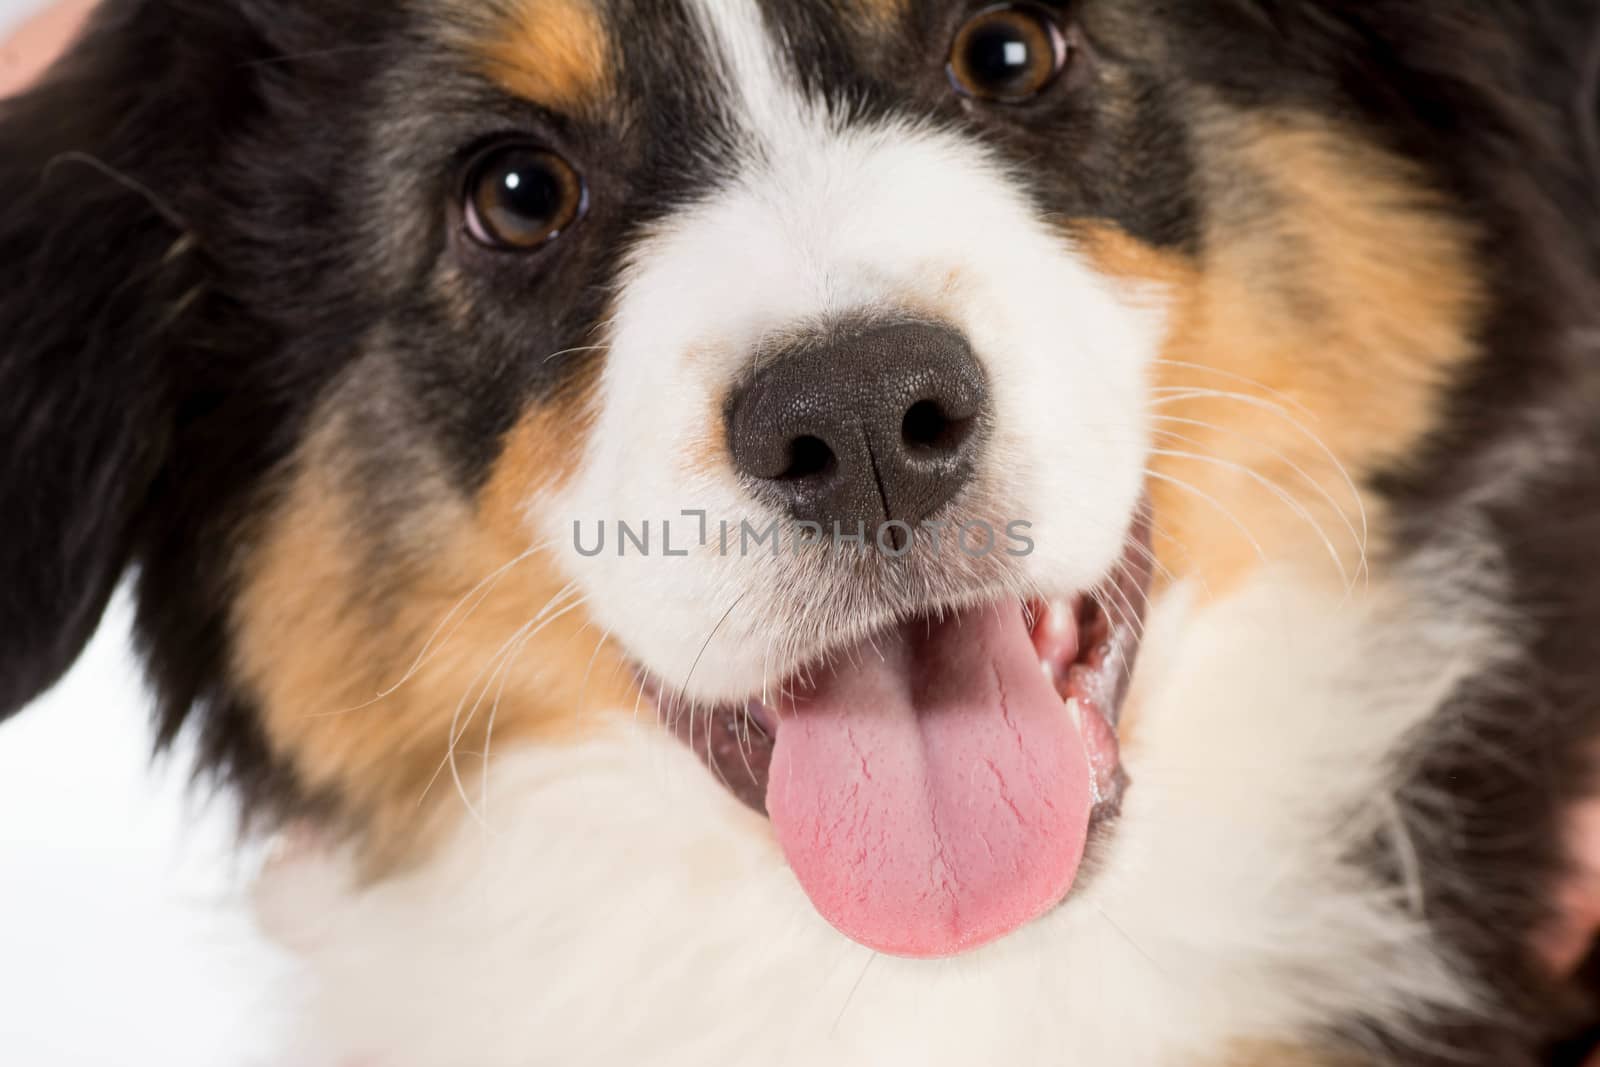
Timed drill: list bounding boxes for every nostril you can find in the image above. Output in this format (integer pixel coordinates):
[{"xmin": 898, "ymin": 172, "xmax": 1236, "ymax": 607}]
[
  {"xmin": 901, "ymin": 400, "xmax": 975, "ymax": 455},
  {"xmin": 781, "ymin": 435, "xmax": 837, "ymax": 481}
]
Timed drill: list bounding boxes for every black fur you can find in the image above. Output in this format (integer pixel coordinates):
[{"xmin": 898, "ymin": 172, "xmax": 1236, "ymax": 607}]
[
  {"xmin": 1307, "ymin": 4, "xmax": 1600, "ymax": 1064},
  {"xmin": 0, "ymin": 2, "xmax": 1596, "ymax": 1062},
  {"xmin": 0, "ymin": 1, "xmax": 398, "ymax": 808},
  {"xmin": 0, "ymin": 2, "xmax": 260, "ymax": 718}
]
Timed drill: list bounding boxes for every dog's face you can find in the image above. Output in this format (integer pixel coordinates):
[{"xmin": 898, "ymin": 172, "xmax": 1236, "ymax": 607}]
[
  {"xmin": 4, "ymin": 1, "xmax": 1598, "ymax": 1063},
  {"xmin": 227, "ymin": 0, "xmax": 1465, "ymax": 840}
]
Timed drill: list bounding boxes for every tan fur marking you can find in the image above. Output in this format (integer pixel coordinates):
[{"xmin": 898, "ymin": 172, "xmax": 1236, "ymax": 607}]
[
  {"xmin": 852, "ymin": 0, "xmax": 910, "ymax": 30},
  {"xmin": 236, "ymin": 379, "xmax": 630, "ymax": 869},
  {"xmin": 685, "ymin": 416, "xmax": 730, "ymax": 483},
  {"xmin": 1081, "ymin": 111, "xmax": 1483, "ymax": 596},
  {"xmin": 476, "ymin": 0, "xmax": 611, "ymax": 112},
  {"xmin": 480, "ymin": 369, "xmax": 598, "ymax": 535}
]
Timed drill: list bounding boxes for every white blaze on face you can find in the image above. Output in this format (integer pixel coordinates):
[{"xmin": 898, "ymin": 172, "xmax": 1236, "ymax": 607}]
[{"xmin": 543, "ymin": 0, "xmax": 1167, "ymax": 701}]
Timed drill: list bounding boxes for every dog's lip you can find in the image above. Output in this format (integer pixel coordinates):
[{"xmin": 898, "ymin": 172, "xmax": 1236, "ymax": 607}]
[{"xmin": 644, "ymin": 515, "xmax": 1154, "ymax": 824}]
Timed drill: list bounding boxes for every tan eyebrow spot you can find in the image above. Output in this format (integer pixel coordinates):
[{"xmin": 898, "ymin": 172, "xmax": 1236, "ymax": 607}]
[
  {"xmin": 853, "ymin": 0, "xmax": 911, "ymax": 30},
  {"xmin": 475, "ymin": 0, "xmax": 613, "ymax": 112}
]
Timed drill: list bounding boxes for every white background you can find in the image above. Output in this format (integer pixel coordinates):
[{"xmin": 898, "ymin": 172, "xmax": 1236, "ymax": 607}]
[{"xmin": 1, "ymin": 3, "xmax": 285, "ymax": 1064}]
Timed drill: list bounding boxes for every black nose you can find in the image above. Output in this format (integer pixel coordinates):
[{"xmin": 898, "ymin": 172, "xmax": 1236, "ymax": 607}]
[{"xmin": 726, "ymin": 321, "xmax": 988, "ymax": 533}]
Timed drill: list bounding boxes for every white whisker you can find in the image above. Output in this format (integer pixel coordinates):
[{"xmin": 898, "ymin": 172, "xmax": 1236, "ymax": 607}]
[
  {"xmin": 1143, "ymin": 469, "xmax": 1269, "ymax": 569},
  {"xmin": 1149, "ymin": 385, "xmax": 1371, "ymax": 571},
  {"xmin": 1150, "ymin": 415, "xmax": 1370, "ymax": 589},
  {"xmin": 1149, "ymin": 358, "xmax": 1317, "ymax": 421},
  {"xmin": 417, "ymin": 593, "xmax": 590, "ymax": 822},
  {"xmin": 1148, "ymin": 446, "xmax": 1351, "ymax": 591},
  {"xmin": 316, "ymin": 541, "xmax": 553, "ymax": 718}
]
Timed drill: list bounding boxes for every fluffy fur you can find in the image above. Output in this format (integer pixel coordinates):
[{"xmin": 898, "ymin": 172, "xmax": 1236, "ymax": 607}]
[{"xmin": 260, "ymin": 558, "xmax": 1495, "ymax": 1067}]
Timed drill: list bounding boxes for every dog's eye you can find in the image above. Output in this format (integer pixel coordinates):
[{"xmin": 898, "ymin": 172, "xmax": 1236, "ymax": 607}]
[
  {"xmin": 948, "ymin": 4, "xmax": 1070, "ymax": 103},
  {"xmin": 463, "ymin": 145, "xmax": 586, "ymax": 251}
]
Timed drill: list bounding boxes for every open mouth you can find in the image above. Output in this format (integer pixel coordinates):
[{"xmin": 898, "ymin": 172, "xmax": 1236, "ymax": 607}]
[{"xmin": 655, "ymin": 520, "xmax": 1153, "ymax": 959}]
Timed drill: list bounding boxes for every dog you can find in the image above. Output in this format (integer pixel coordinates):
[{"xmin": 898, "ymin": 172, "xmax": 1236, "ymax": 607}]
[{"xmin": 3, "ymin": 1, "xmax": 1598, "ymax": 1064}]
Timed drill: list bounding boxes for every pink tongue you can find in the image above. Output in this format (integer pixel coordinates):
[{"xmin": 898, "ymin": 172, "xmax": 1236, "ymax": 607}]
[{"xmin": 766, "ymin": 603, "xmax": 1093, "ymax": 958}]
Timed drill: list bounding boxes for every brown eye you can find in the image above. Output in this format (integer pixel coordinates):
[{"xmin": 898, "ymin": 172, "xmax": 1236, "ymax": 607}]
[
  {"xmin": 463, "ymin": 145, "xmax": 586, "ymax": 251},
  {"xmin": 948, "ymin": 4, "xmax": 1070, "ymax": 103}
]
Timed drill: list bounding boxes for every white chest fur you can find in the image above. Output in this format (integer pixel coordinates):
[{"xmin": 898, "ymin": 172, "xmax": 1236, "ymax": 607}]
[{"xmin": 259, "ymin": 564, "xmax": 1496, "ymax": 1067}]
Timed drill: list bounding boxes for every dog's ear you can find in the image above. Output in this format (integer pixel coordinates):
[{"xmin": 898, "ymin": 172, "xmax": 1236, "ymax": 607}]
[{"xmin": 0, "ymin": 2, "xmax": 266, "ymax": 716}]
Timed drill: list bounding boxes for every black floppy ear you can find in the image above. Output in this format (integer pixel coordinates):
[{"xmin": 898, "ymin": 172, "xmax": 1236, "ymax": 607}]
[{"xmin": 0, "ymin": 1, "xmax": 263, "ymax": 715}]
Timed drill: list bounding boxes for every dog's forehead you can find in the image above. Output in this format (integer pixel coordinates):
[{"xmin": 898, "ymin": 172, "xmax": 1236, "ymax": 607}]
[{"xmin": 452, "ymin": 0, "xmax": 902, "ymax": 119}]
